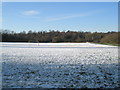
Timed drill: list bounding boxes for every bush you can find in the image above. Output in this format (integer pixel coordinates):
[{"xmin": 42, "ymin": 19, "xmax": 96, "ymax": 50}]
[{"xmin": 100, "ymin": 33, "xmax": 119, "ymax": 45}]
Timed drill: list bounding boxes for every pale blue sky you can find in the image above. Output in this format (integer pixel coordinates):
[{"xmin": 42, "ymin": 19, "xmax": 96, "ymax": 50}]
[{"xmin": 2, "ymin": 2, "xmax": 118, "ymax": 32}]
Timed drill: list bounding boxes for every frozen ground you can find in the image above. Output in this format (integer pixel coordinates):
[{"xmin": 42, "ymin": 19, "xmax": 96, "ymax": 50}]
[{"xmin": 1, "ymin": 42, "xmax": 119, "ymax": 88}]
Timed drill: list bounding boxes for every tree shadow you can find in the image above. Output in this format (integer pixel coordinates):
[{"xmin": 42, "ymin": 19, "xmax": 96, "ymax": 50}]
[{"xmin": 2, "ymin": 62, "xmax": 120, "ymax": 88}]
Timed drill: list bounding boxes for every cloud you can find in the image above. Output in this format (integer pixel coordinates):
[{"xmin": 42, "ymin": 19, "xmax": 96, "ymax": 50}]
[
  {"xmin": 44, "ymin": 14, "xmax": 87, "ymax": 22},
  {"xmin": 0, "ymin": 18, "xmax": 2, "ymax": 23},
  {"xmin": 44, "ymin": 10, "xmax": 102, "ymax": 22},
  {"xmin": 22, "ymin": 10, "xmax": 39, "ymax": 15}
]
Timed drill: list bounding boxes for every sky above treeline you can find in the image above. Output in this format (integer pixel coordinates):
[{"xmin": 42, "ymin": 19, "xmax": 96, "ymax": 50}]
[{"xmin": 2, "ymin": 2, "xmax": 118, "ymax": 33}]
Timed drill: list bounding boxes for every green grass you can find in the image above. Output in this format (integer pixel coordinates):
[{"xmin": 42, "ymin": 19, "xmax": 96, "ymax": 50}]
[
  {"xmin": 94, "ymin": 43, "xmax": 120, "ymax": 46},
  {"xmin": 101, "ymin": 43, "xmax": 120, "ymax": 46}
]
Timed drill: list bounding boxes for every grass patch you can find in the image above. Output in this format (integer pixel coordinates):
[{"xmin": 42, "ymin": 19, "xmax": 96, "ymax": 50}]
[{"xmin": 94, "ymin": 43, "xmax": 120, "ymax": 46}]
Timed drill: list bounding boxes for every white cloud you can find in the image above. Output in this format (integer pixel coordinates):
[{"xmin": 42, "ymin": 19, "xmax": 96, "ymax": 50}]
[
  {"xmin": 0, "ymin": 18, "xmax": 2, "ymax": 23},
  {"xmin": 44, "ymin": 10, "xmax": 99, "ymax": 22},
  {"xmin": 45, "ymin": 14, "xmax": 87, "ymax": 22},
  {"xmin": 22, "ymin": 10, "xmax": 39, "ymax": 15}
]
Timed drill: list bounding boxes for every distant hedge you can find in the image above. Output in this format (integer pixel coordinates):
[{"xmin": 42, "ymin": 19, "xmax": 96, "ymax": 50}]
[
  {"xmin": 1, "ymin": 30, "xmax": 119, "ymax": 45},
  {"xmin": 100, "ymin": 32, "xmax": 120, "ymax": 45}
]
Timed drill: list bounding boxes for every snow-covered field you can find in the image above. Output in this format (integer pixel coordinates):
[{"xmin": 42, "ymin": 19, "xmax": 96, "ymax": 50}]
[{"xmin": 1, "ymin": 42, "xmax": 119, "ymax": 88}]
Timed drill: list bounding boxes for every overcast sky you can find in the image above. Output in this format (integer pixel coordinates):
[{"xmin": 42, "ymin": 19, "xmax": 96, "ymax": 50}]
[{"xmin": 2, "ymin": 2, "xmax": 118, "ymax": 32}]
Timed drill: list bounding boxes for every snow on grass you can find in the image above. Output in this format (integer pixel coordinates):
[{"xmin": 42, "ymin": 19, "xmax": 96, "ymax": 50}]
[
  {"xmin": 1, "ymin": 42, "xmax": 119, "ymax": 88},
  {"xmin": 1, "ymin": 42, "xmax": 117, "ymax": 48}
]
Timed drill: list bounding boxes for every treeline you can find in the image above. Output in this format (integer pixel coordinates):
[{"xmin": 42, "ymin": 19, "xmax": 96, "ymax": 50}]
[{"xmin": 1, "ymin": 30, "xmax": 120, "ymax": 45}]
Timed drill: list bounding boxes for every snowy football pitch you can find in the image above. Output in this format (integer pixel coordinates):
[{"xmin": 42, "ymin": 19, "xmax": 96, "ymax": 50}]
[{"xmin": 1, "ymin": 42, "xmax": 119, "ymax": 88}]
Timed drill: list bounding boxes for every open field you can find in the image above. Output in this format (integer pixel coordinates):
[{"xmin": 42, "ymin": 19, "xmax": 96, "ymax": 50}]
[{"xmin": 1, "ymin": 42, "xmax": 119, "ymax": 88}]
